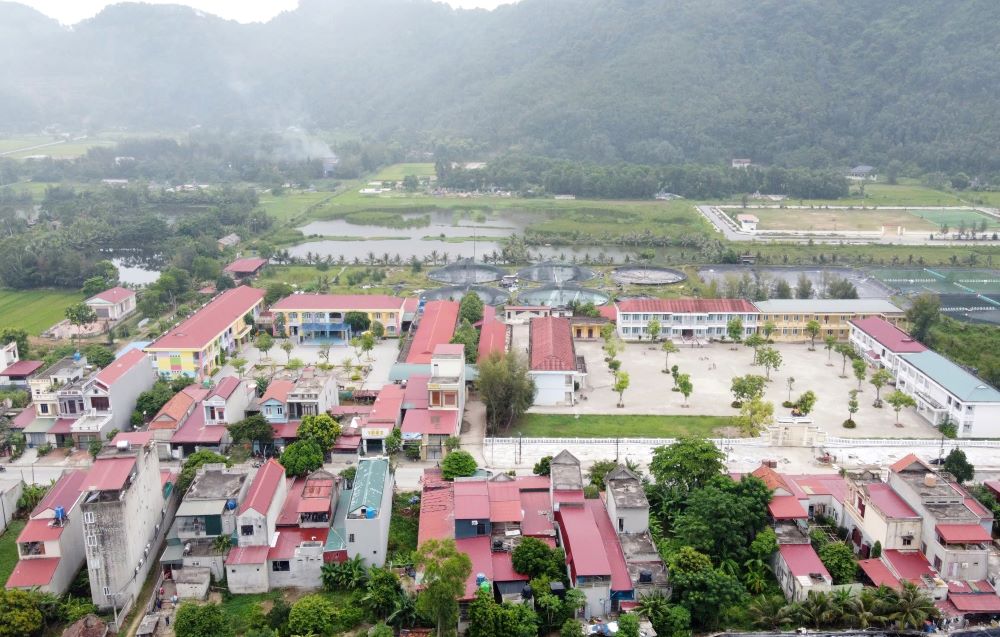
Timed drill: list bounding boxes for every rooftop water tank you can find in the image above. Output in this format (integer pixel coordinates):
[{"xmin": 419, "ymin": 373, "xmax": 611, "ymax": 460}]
[
  {"xmin": 55, "ymin": 506, "xmax": 65, "ymax": 521},
  {"xmin": 475, "ymin": 572, "xmax": 487, "ymax": 586},
  {"xmin": 366, "ymin": 508, "xmax": 376, "ymax": 519},
  {"xmin": 226, "ymin": 499, "xmax": 238, "ymax": 510}
]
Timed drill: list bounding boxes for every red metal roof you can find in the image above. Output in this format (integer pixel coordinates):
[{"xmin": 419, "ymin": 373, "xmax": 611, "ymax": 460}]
[
  {"xmin": 239, "ymin": 459, "xmax": 285, "ymax": 515},
  {"xmin": 32, "ymin": 470, "xmax": 87, "ymax": 517},
  {"xmin": 434, "ymin": 343, "xmax": 465, "ymax": 357},
  {"xmin": 49, "ymin": 418, "xmax": 76, "ymax": 435},
  {"xmin": 147, "ymin": 286, "xmax": 264, "ymax": 351},
  {"xmin": 858, "ymin": 558, "xmax": 901, "ymax": 589},
  {"xmin": 84, "ymin": 456, "xmax": 136, "ymax": 491},
  {"xmin": 6, "ymin": 557, "xmax": 60, "ymax": 588},
  {"xmin": 768, "ymin": 495, "xmax": 808, "ymax": 520},
  {"xmin": 276, "ymin": 477, "xmax": 301, "ymax": 526},
  {"xmin": 418, "ymin": 473, "xmax": 455, "ymax": 545},
  {"xmin": 402, "ymin": 297, "xmax": 419, "ymax": 313},
  {"xmin": 491, "ymin": 551, "xmax": 529, "ymax": 584},
  {"xmin": 407, "ymin": 301, "xmax": 460, "ymax": 364},
  {"xmin": 558, "ymin": 505, "xmax": 611, "ymax": 578},
  {"xmin": 882, "ymin": 550, "xmax": 935, "ymax": 583},
  {"xmin": 401, "ymin": 409, "xmax": 458, "ymax": 436},
  {"xmin": 477, "ymin": 319, "xmax": 507, "ymax": 363},
  {"xmin": 585, "ymin": 499, "xmax": 633, "ymax": 592},
  {"xmin": 208, "ymin": 376, "xmax": 241, "ymax": 400},
  {"xmin": 370, "ymin": 384, "xmax": 405, "ymax": 424},
  {"xmin": 616, "ymin": 298, "xmax": 757, "ymax": 313},
  {"xmin": 171, "ymin": 407, "xmax": 226, "ymax": 444},
  {"xmin": 950, "ymin": 594, "xmax": 1000, "ymax": 613},
  {"xmin": 936, "ymin": 523, "xmax": 992, "ymax": 544},
  {"xmin": 598, "ymin": 305, "xmax": 617, "ymax": 322},
  {"xmin": 850, "ymin": 317, "xmax": 927, "ymax": 353},
  {"xmin": 519, "ymin": 490, "xmax": 555, "ymax": 537},
  {"xmin": 786, "ymin": 474, "xmax": 848, "ymax": 505},
  {"xmin": 10, "ymin": 409, "xmax": 35, "ymax": 429},
  {"xmin": 456, "ymin": 536, "xmax": 494, "ymax": 599},
  {"xmin": 403, "ymin": 375, "xmax": 430, "ymax": 410},
  {"xmin": 161, "ymin": 469, "xmax": 177, "ymax": 488},
  {"xmin": 95, "ymin": 349, "xmax": 149, "ymax": 386},
  {"xmin": 867, "ymin": 483, "xmax": 919, "ymax": 518},
  {"xmin": 529, "ymin": 317, "xmax": 577, "ymax": 372},
  {"xmin": 150, "ymin": 387, "xmax": 204, "ymax": 430},
  {"xmin": 267, "ymin": 527, "xmax": 328, "ymax": 560},
  {"xmin": 948, "ymin": 580, "xmax": 995, "ymax": 594},
  {"xmin": 88, "ymin": 286, "xmax": 135, "ymax": 304},
  {"xmin": 111, "ymin": 431, "xmax": 155, "ymax": 448},
  {"xmin": 329, "ymin": 405, "xmax": 374, "ymax": 417},
  {"xmin": 0, "ymin": 359, "xmax": 43, "ymax": 377},
  {"xmin": 260, "ymin": 380, "xmax": 294, "ymax": 404},
  {"xmin": 984, "ymin": 480, "xmax": 1000, "ymax": 499},
  {"xmin": 889, "ymin": 453, "xmax": 932, "ymax": 473},
  {"xmin": 226, "ymin": 545, "xmax": 269, "ymax": 565},
  {"xmin": 454, "ymin": 494, "xmax": 490, "ymax": 520},
  {"xmin": 778, "ymin": 543, "xmax": 831, "ymax": 579},
  {"xmin": 224, "ymin": 258, "xmax": 268, "ymax": 275},
  {"xmin": 271, "ymin": 293, "xmax": 404, "ymax": 311},
  {"xmin": 489, "ymin": 500, "xmax": 522, "ymax": 523},
  {"xmin": 18, "ymin": 518, "xmax": 67, "ymax": 542},
  {"xmin": 271, "ymin": 421, "xmax": 300, "ymax": 440}
]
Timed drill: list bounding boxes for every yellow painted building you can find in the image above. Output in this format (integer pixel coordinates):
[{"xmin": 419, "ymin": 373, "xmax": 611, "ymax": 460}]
[
  {"xmin": 269, "ymin": 294, "xmax": 407, "ymax": 343},
  {"xmin": 144, "ymin": 286, "xmax": 265, "ymax": 378},
  {"xmin": 753, "ymin": 299, "xmax": 904, "ymax": 342}
]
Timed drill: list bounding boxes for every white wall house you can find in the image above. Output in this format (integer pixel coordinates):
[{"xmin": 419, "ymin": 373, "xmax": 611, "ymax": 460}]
[
  {"xmin": 737, "ymin": 214, "xmax": 759, "ymax": 232},
  {"xmin": 85, "ymin": 287, "xmax": 137, "ymax": 322},
  {"xmin": 528, "ymin": 317, "xmax": 586, "ymax": 406},
  {"xmin": 895, "ymin": 350, "xmax": 1000, "ymax": 437},
  {"xmin": 614, "ymin": 299, "xmax": 758, "ymax": 342},
  {"xmin": 344, "ymin": 457, "xmax": 394, "ymax": 567}
]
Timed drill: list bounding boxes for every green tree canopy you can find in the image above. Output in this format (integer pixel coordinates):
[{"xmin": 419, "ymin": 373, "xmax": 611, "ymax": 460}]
[
  {"xmin": 441, "ymin": 450, "xmax": 478, "ymax": 479},
  {"xmin": 280, "ymin": 439, "xmax": 325, "ymax": 477},
  {"xmin": 459, "ymin": 292, "xmax": 485, "ymax": 325},
  {"xmin": 650, "ymin": 438, "xmax": 724, "ymax": 495},
  {"xmin": 943, "ymin": 448, "xmax": 974, "ymax": 483},
  {"xmin": 227, "ymin": 414, "xmax": 274, "ymax": 448},
  {"xmin": 297, "ymin": 413, "xmax": 342, "ymax": 450},
  {"xmin": 511, "ymin": 537, "xmax": 566, "ymax": 580},
  {"xmin": 817, "ymin": 541, "xmax": 857, "ymax": 585},
  {"xmin": 174, "ymin": 602, "xmax": 233, "ymax": 637},
  {"xmin": 415, "ymin": 539, "xmax": 473, "ymax": 637},
  {"xmin": 178, "ymin": 449, "xmax": 228, "ymax": 492},
  {"xmin": 477, "ymin": 352, "xmax": 536, "ymax": 434}
]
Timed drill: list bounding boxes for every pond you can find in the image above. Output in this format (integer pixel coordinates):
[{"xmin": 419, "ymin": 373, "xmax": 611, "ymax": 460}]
[{"xmin": 112, "ymin": 257, "xmax": 161, "ymax": 286}]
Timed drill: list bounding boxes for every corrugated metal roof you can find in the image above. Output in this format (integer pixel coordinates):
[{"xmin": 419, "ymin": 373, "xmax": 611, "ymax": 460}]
[
  {"xmin": 618, "ymin": 298, "xmax": 757, "ymax": 313},
  {"xmin": 900, "ymin": 350, "xmax": 1000, "ymax": 402},
  {"xmin": 753, "ymin": 298, "xmax": 902, "ymax": 314},
  {"xmin": 850, "ymin": 317, "xmax": 927, "ymax": 353},
  {"xmin": 529, "ymin": 317, "xmax": 576, "ymax": 372},
  {"xmin": 407, "ymin": 300, "xmax": 460, "ymax": 364},
  {"xmin": 348, "ymin": 457, "xmax": 389, "ymax": 515},
  {"xmin": 146, "ymin": 286, "xmax": 263, "ymax": 351}
]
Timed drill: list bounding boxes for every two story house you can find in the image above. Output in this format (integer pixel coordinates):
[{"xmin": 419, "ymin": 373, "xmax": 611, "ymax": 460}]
[
  {"xmin": 528, "ymin": 317, "xmax": 586, "ymax": 406},
  {"xmin": 401, "ymin": 344, "xmax": 466, "ymax": 459}
]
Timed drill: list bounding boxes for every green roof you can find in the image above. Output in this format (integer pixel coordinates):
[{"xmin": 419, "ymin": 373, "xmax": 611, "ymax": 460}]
[
  {"xmin": 901, "ymin": 351, "xmax": 1000, "ymax": 402},
  {"xmin": 348, "ymin": 457, "xmax": 390, "ymax": 516},
  {"xmin": 325, "ymin": 490, "xmax": 351, "ymax": 551}
]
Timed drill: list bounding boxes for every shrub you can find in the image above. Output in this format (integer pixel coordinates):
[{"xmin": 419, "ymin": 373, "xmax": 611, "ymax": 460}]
[
  {"xmin": 36, "ymin": 444, "xmax": 53, "ymax": 456},
  {"xmin": 441, "ymin": 450, "xmax": 478, "ymax": 479},
  {"xmin": 781, "ymin": 400, "xmax": 794, "ymax": 408},
  {"xmin": 842, "ymin": 420, "xmax": 856, "ymax": 429}
]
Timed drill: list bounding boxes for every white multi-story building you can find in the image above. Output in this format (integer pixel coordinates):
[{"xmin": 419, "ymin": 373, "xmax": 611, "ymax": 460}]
[
  {"xmin": 895, "ymin": 350, "xmax": 1000, "ymax": 437},
  {"xmin": 849, "ymin": 316, "xmax": 927, "ymax": 374},
  {"xmin": 400, "ymin": 344, "xmax": 466, "ymax": 459},
  {"xmin": 614, "ymin": 299, "xmax": 758, "ymax": 342},
  {"xmin": 528, "ymin": 317, "xmax": 586, "ymax": 406},
  {"xmin": 344, "ymin": 457, "xmax": 394, "ymax": 567}
]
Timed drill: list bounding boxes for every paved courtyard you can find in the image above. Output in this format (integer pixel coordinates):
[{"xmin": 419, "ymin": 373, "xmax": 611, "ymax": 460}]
[{"xmin": 529, "ymin": 339, "xmax": 938, "ymax": 439}]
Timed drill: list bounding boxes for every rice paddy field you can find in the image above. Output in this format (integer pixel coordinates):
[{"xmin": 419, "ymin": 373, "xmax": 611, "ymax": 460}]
[{"xmin": 0, "ymin": 289, "xmax": 83, "ymax": 335}]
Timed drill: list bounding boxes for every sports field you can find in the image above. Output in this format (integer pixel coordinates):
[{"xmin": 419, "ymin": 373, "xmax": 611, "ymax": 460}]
[
  {"xmin": 731, "ymin": 207, "xmax": 996, "ymax": 232},
  {"xmin": 907, "ymin": 208, "xmax": 1000, "ymax": 230},
  {"xmin": 0, "ymin": 289, "xmax": 82, "ymax": 335}
]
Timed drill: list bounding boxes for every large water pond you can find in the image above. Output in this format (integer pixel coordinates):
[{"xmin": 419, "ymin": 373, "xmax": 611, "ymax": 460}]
[{"xmin": 112, "ymin": 257, "xmax": 162, "ymax": 285}]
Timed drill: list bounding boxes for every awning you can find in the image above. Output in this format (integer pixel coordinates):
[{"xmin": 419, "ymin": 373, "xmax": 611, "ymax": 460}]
[
  {"xmin": 159, "ymin": 543, "xmax": 185, "ymax": 565},
  {"xmin": 858, "ymin": 558, "xmax": 901, "ymax": 589},
  {"xmin": 936, "ymin": 523, "xmax": 992, "ymax": 544},
  {"xmin": 950, "ymin": 594, "xmax": 1000, "ymax": 613}
]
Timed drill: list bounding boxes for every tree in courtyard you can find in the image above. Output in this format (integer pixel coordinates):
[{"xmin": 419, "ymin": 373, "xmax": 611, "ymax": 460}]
[
  {"xmin": 477, "ymin": 353, "xmax": 536, "ymax": 434},
  {"xmin": 467, "ymin": 587, "xmax": 538, "ymax": 637},
  {"xmin": 617, "ymin": 614, "xmax": 640, "ymax": 637},
  {"xmin": 891, "ymin": 581, "xmax": 938, "ymax": 630},
  {"xmin": 450, "ymin": 320, "xmax": 479, "ymax": 364},
  {"xmin": 227, "ymin": 414, "xmax": 274, "ymax": 450},
  {"xmin": 587, "ymin": 459, "xmax": 619, "ymax": 489},
  {"xmin": 730, "ymin": 374, "xmax": 766, "ymax": 407},
  {"xmin": 886, "ymin": 390, "xmax": 916, "ymax": 425},
  {"xmin": 676, "ymin": 373, "xmax": 693, "ymax": 407},
  {"xmin": 786, "ymin": 376, "xmax": 795, "ymax": 403},
  {"xmin": 762, "ymin": 320, "xmax": 776, "ymax": 340},
  {"xmin": 280, "ymin": 440, "xmax": 324, "ymax": 477},
  {"xmin": 818, "ymin": 541, "xmax": 857, "ymax": 584},
  {"xmin": 344, "ymin": 311, "xmax": 371, "ymax": 334},
  {"xmin": 744, "ymin": 333, "xmax": 765, "ymax": 365},
  {"xmin": 272, "ymin": 312, "xmax": 286, "ymax": 337},
  {"xmin": 255, "ymin": 332, "xmax": 274, "ymax": 359},
  {"xmin": 667, "ymin": 546, "xmax": 746, "ymax": 629},
  {"xmin": 805, "ymin": 320, "xmax": 821, "ymax": 350},
  {"xmin": 614, "ymin": 371, "xmax": 630, "ymax": 407},
  {"xmin": 852, "ymin": 358, "xmax": 868, "ymax": 391},
  {"xmin": 870, "ymin": 368, "xmax": 891, "ymax": 406},
  {"xmin": 823, "ymin": 335, "xmax": 837, "ymax": 364},
  {"xmin": 646, "ymin": 317, "xmax": 661, "ymax": 342},
  {"xmin": 65, "ymin": 302, "xmax": 98, "ymax": 346},
  {"xmin": 758, "ymin": 346, "xmax": 782, "ymax": 380},
  {"xmin": 650, "ymin": 438, "xmax": 724, "ymax": 495},
  {"xmin": 441, "ymin": 450, "xmax": 478, "ymax": 479},
  {"xmin": 726, "ymin": 317, "xmax": 743, "ymax": 348},
  {"xmin": 415, "ymin": 539, "xmax": 473, "ymax": 637},
  {"xmin": 280, "ymin": 340, "xmax": 293, "ymax": 364},
  {"xmin": 845, "ymin": 390, "xmax": 859, "ymax": 428},
  {"xmin": 459, "ymin": 292, "xmax": 484, "ymax": 325},
  {"xmin": 826, "ymin": 278, "xmax": 859, "ymax": 299},
  {"xmin": 834, "ymin": 343, "xmax": 852, "ymax": 377},
  {"xmin": 737, "ymin": 399, "xmax": 774, "ymax": 437},
  {"xmin": 560, "ymin": 618, "xmax": 585, "ymax": 637},
  {"xmin": 943, "ymin": 449, "xmax": 974, "ymax": 484},
  {"xmin": 906, "ymin": 293, "xmax": 940, "ymax": 343},
  {"xmin": 361, "ymin": 331, "xmax": 376, "ymax": 361},
  {"xmin": 0, "ymin": 589, "xmax": 43, "ymax": 637},
  {"xmin": 796, "ymin": 390, "xmax": 817, "ymax": 416},
  {"xmin": 288, "ymin": 594, "xmax": 336, "ymax": 636},
  {"xmin": 371, "ymin": 320, "xmax": 385, "ymax": 339},
  {"xmin": 512, "ymin": 537, "xmax": 566, "ymax": 580},
  {"xmin": 298, "ymin": 414, "xmax": 342, "ymax": 450},
  {"xmin": 600, "ymin": 323, "xmax": 615, "ymax": 342},
  {"xmin": 174, "ymin": 602, "xmax": 232, "ymax": 637},
  {"xmin": 661, "ymin": 340, "xmax": 678, "ymax": 373},
  {"xmin": 795, "ymin": 274, "xmax": 814, "ymax": 299}
]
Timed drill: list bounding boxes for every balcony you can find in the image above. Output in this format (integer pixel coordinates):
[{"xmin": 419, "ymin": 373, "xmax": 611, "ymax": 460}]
[
  {"xmin": 72, "ymin": 410, "xmax": 112, "ymax": 433},
  {"xmin": 301, "ymin": 321, "xmax": 346, "ymax": 331}
]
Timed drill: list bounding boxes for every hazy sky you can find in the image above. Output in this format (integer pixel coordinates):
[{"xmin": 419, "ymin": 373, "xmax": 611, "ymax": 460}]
[{"xmin": 16, "ymin": 0, "xmax": 517, "ymax": 24}]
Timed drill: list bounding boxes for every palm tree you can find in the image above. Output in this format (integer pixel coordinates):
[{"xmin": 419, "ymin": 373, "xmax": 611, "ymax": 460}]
[
  {"xmin": 797, "ymin": 590, "xmax": 836, "ymax": 629},
  {"xmin": 386, "ymin": 592, "xmax": 418, "ymax": 629},
  {"xmin": 890, "ymin": 581, "xmax": 936, "ymax": 630},
  {"xmin": 830, "ymin": 588, "xmax": 854, "ymax": 624},
  {"xmin": 851, "ymin": 589, "xmax": 887, "ymax": 629},
  {"xmin": 742, "ymin": 558, "xmax": 771, "ymax": 595},
  {"xmin": 635, "ymin": 591, "xmax": 670, "ymax": 623},
  {"xmin": 747, "ymin": 595, "xmax": 787, "ymax": 630}
]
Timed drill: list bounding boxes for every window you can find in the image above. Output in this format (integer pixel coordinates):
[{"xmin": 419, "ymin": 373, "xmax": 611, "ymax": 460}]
[
  {"xmin": 902, "ymin": 537, "xmax": 912, "ymax": 546},
  {"xmin": 477, "ymin": 524, "xmax": 487, "ymax": 536},
  {"xmin": 348, "ymin": 534, "xmax": 355, "ymax": 543},
  {"xmin": 39, "ymin": 404, "xmax": 49, "ymax": 414},
  {"xmin": 84, "ymin": 512, "xmax": 95, "ymax": 524},
  {"xmin": 272, "ymin": 561, "xmax": 290, "ymax": 572},
  {"xmin": 241, "ymin": 525, "xmax": 254, "ymax": 536},
  {"xmin": 103, "ymin": 586, "xmax": 112, "ymax": 597},
  {"xmin": 87, "ymin": 534, "xmax": 98, "ymax": 547}
]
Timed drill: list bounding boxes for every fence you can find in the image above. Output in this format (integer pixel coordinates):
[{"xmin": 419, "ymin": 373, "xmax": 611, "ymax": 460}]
[{"xmin": 486, "ymin": 436, "xmax": 1000, "ymax": 449}]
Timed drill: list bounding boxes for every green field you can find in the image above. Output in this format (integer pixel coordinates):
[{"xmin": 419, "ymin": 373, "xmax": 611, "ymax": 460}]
[
  {"xmin": 373, "ymin": 162, "xmax": 436, "ymax": 181},
  {"xmin": 511, "ymin": 413, "xmax": 734, "ymax": 438},
  {"xmin": 0, "ymin": 135, "xmax": 118, "ymax": 159},
  {"xmin": 717, "ymin": 182, "xmax": 968, "ymax": 208},
  {"xmin": 259, "ymin": 190, "xmax": 337, "ymax": 223},
  {"xmin": 908, "ymin": 208, "xmax": 1000, "ymax": 230},
  {"xmin": 0, "ymin": 289, "xmax": 83, "ymax": 335},
  {"xmin": 0, "ymin": 519, "xmax": 27, "ymax": 585}
]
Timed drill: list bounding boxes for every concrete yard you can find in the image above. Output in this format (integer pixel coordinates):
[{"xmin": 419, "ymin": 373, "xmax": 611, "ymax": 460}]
[{"xmin": 529, "ymin": 339, "xmax": 937, "ymax": 439}]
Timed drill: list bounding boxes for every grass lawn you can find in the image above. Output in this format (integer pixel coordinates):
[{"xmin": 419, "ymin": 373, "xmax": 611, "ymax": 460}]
[
  {"xmin": 0, "ymin": 519, "xmax": 27, "ymax": 585},
  {"xmin": 388, "ymin": 491, "xmax": 420, "ymax": 563},
  {"xmin": 373, "ymin": 163, "xmax": 436, "ymax": 181},
  {"xmin": 512, "ymin": 413, "xmax": 735, "ymax": 438},
  {"xmin": 259, "ymin": 190, "xmax": 337, "ymax": 224},
  {"xmin": 727, "ymin": 207, "xmax": 939, "ymax": 232},
  {"xmin": 0, "ymin": 289, "xmax": 82, "ymax": 335}
]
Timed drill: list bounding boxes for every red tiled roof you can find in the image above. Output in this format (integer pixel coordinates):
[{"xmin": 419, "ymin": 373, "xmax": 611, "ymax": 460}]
[
  {"xmin": 882, "ymin": 550, "xmax": 935, "ymax": 583},
  {"xmin": 752, "ymin": 464, "xmax": 796, "ymax": 495},
  {"xmin": 0, "ymin": 360, "xmax": 43, "ymax": 377},
  {"xmin": 111, "ymin": 431, "xmax": 155, "ymax": 448},
  {"xmin": 260, "ymin": 380, "xmax": 294, "ymax": 404},
  {"xmin": 401, "ymin": 409, "xmax": 458, "ymax": 436},
  {"xmin": 18, "ymin": 518, "xmax": 67, "ymax": 542},
  {"xmin": 558, "ymin": 505, "xmax": 611, "ymax": 578},
  {"xmin": 369, "ymin": 384, "xmax": 405, "ymax": 424},
  {"xmin": 769, "ymin": 495, "xmax": 808, "ymax": 520},
  {"xmin": 867, "ymin": 483, "xmax": 919, "ymax": 518},
  {"xmin": 208, "ymin": 376, "xmax": 241, "ymax": 400},
  {"xmin": 49, "ymin": 418, "xmax": 76, "ymax": 435},
  {"xmin": 333, "ymin": 432, "xmax": 360, "ymax": 451},
  {"xmin": 6, "ymin": 557, "xmax": 60, "ymax": 588},
  {"xmin": 553, "ymin": 489, "xmax": 585, "ymax": 505},
  {"xmin": 936, "ymin": 523, "xmax": 991, "ymax": 544},
  {"xmin": 598, "ymin": 305, "xmax": 617, "ymax": 322},
  {"xmin": 519, "ymin": 490, "xmax": 555, "ymax": 537},
  {"xmin": 889, "ymin": 453, "xmax": 932, "ymax": 473},
  {"xmin": 477, "ymin": 320, "xmax": 507, "ymax": 363},
  {"xmin": 850, "ymin": 317, "xmax": 927, "ymax": 353},
  {"xmin": 407, "ymin": 301, "xmax": 460, "ymax": 364},
  {"xmin": 150, "ymin": 387, "xmax": 204, "ymax": 429},
  {"xmin": 267, "ymin": 527, "xmax": 328, "ymax": 560},
  {"xmin": 529, "ymin": 317, "xmax": 576, "ymax": 372},
  {"xmin": 84, "ymin": 456, "xmax": 136, "ymax": 491},
  {"xmin": 983, "ymin": 480, "xmax": 1000, "ymax": 499},
  {"xmin": 859, "ymin": 558, "xmax": 901, "ymax": 589},
  {"xmin": 87, "ymin": 286, "xmax": 135, "ymax": 304},
  {"xmin": 147, "ymin": 286, "xmax": 264, "ymax": 351},
  {"xmin": 224, "ymin": 258, "xmax": 268, "ymax": 275},
  {"xmin": 778, "ymin": 543, "xmax": 831, "ymax": 579},
  {"xmin": 272, "ymin": 421, "xmax": 300, "ymax": 439},
  {"xmin": 418, "ymin": 470, "xmax": 455, "ymax": 545},
  {"xmin": 270, "ymin": 294, "xmax": 404, "ymax": 311},
  {"xmin": 226, "ymin": 545, "xmax": 269, "ymax": 565},
  {"xmin": 786, "ymin": 474, "xmax": 848, "ymax": 504},
  {"xmin": 95, "ymin": 349, "xmax": 149, "ymax": 386},
  {"xmin": 950, "ymin": 594, "xmax": 1000, "ymax": 613},
  {"xmin": 10, "ymin": 409, "xmax": 35, "ymax": 429},
  {"xmin": 586, "ymin": 499, "xmax": 633, "ymax": 592},
  {"xmin": 616, "ymin": 298, "xmax": 757, "ymax": 313},
  {"xmin": 32, "ymin": 470, "xmax": 87, "ymax": 517},
  {"xmin": 239, "ymin": 459, "xmax": 285, "ymax": 515}
]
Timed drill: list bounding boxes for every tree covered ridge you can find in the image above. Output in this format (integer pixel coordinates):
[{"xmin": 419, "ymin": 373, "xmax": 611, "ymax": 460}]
[{"xmin": 2, "ymin": 0, "xmax": 1000, "ymax": 174}]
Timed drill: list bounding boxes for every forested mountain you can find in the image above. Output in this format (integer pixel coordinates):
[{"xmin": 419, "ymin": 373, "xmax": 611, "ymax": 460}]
[{"xmin": 2, "ymin": 0, "xmax": 1000, "ymax": 172}]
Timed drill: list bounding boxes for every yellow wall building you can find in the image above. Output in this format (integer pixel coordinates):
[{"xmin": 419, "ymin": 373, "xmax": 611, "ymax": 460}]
[{"xmin": 753, "ymin": 299, "xmax": 904, "ymax": 343}]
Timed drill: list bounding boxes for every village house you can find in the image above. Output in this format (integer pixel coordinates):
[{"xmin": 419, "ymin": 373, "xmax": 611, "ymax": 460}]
[
  {"xmin": 6, "ymin": 470, "xmax": 88, "ymax": 594},
  {"xmin": 365, "ymin": 383, "xmax": 404, "ymax": 455},
  {"xmin": 847, "ymin": 165, "xmax": 877, "ymax": 181},
  {"xmin": 85, "ymin": 287, "xmax": 137, "ymax": 322},
  {"xmin": 168, "ymin": 377, "xmax": 250, "ymax": 458},
  {"xmin": 217, "ymin": 233, "xmax": 241, "ymax": 250},
  {"xmin": 614, "ymin": 299, "xmax": 759, "ymax": 343},
  {"xmin": 401, "ymin": 344, "xmax": 466, "ymax": 459},
  {"xmin": 753, "ymin": 299, "xmax": 905, "ymax": 343},
  {"xmin": 71, "ymin": 349, "xmax": 156, "ymax": 447},
  {"xmin": 0, "ymin": 341, "xmax": 43, "ymax": 388},
  {"xmin": 528, "ymin": 317, "xmax": 586, "ymax": 406},
  {"xmin": 503, "ymin": 306, "xmax": 552, "ymax": 324},
  {"xmin": 737, "ymin": 214, "xmax": 759, "ymax": 232},
  {"xmin": 343, "ymin": 457, "xmax": 394, "ymax": 567},
  {"xmin": 603, "ymin": 466, "xmax": 669, "ymax": 602},
  {"xmin": 406, "ymin": 300, "xmax": 460, "ymax": 364},
  {"xmin": 223, "ymin": 257, "xmax": 268, "ymax": 281},
  {"xmin": 270, "ymin": 294, "xmax": 407, "ymax": 342},
  {"xmin": 144, "ymin": 286, "xmax": 265, "ymax": 379}
]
